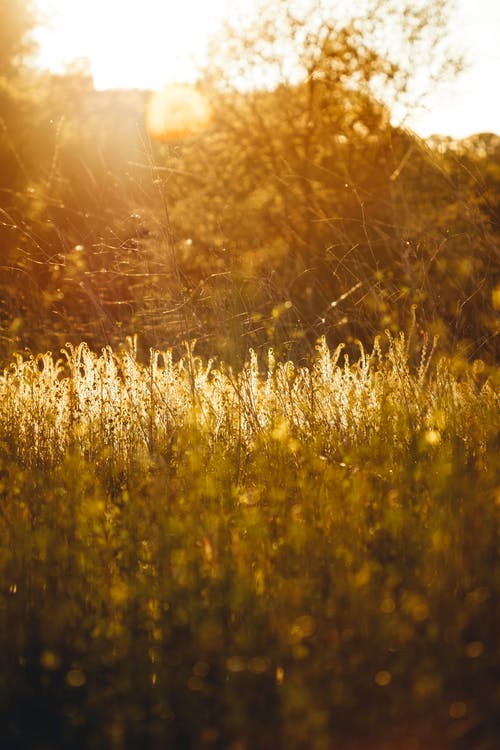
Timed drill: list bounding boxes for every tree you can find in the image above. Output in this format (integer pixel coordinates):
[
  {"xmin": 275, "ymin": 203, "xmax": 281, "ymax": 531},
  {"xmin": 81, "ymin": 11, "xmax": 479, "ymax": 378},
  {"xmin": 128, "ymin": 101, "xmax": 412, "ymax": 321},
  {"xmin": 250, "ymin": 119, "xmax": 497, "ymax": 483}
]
[
  {"xmin": 0, "ymin": 0, "xmax": 38, "ymax": 190},
  {"xmin": 206, "ymin": 0, "xmax": 462, "ymax": 116},
  {"xmin": 161, "ymin": 0, "xmax": 492, "ymax": 354},
  {"xmin": 0, "ymin": 0, "xmax": 37, "ymax": 76},
  {"xmin": 0, "ymin": 0, "xmax": 42, "ymax": 356}
]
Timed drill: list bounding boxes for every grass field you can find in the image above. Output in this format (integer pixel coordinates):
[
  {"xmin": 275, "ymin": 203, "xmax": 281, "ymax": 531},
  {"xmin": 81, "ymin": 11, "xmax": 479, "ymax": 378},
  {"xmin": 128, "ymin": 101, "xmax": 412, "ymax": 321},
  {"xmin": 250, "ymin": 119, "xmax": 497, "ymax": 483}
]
[{"xmin": 0, "ymin": 329, "xmax": 498, "ymax": 749}]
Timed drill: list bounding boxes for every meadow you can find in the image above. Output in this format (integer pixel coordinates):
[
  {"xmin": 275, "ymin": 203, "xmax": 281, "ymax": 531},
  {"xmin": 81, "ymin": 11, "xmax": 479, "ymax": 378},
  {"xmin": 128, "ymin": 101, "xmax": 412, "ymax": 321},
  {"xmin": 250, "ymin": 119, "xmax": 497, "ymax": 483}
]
[
  {"xmin": 0, "ymin": 326, "xmax": 498, "ymax": 749},
  {"xmin": 1, "ymin": 1, "xmax": 499, "ymax": 747}
]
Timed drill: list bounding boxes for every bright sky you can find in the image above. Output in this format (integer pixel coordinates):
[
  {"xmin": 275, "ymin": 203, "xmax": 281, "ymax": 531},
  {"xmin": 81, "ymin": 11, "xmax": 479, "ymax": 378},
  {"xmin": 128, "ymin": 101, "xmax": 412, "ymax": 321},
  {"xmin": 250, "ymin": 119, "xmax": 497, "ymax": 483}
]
[{"xmin": 33, "ymin": 0, "xmax": 500, "ymax": 139}]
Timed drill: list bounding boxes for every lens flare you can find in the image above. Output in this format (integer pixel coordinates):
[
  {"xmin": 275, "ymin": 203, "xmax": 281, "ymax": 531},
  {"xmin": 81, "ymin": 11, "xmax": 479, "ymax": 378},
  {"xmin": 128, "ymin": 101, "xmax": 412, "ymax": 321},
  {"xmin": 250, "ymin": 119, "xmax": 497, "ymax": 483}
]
[{"xmin": 146, "ymin": 83, "xmax": 213, "ymax": 141}]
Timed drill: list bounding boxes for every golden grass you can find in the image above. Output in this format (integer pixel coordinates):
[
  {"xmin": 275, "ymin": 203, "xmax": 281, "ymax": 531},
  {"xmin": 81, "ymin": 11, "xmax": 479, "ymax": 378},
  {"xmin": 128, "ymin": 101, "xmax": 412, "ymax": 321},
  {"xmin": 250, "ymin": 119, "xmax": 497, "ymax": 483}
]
[
  {"xmin": 0, "ymin": 331, "xmax": 498, "ymax": 749},
  {"xmin": 0, "ymin": 332, "xmax": 496, "ymax": 474}
]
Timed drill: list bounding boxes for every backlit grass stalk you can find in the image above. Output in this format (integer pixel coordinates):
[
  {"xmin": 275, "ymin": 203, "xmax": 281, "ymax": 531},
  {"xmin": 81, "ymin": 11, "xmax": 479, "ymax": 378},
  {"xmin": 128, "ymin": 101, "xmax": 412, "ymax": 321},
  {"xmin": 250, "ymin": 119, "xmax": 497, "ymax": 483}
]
[{"xmin": 0, "ymin": 332, "xmax": 497, "ymax": 475}]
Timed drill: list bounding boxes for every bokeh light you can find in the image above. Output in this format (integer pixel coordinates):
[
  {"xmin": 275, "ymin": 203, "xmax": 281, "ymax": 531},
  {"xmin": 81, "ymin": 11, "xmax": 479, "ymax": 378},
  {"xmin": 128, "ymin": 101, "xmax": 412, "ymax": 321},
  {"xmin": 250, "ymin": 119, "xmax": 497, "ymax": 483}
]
[{"xmin": 146, "ymin": 83, "xmax": 213, "ymax": 141}]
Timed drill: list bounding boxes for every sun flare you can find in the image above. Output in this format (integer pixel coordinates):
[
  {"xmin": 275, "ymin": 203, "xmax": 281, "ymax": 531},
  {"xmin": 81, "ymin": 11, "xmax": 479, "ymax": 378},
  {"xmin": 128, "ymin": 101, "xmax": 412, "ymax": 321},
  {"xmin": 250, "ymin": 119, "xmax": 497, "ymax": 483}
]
[{"xmin": 146, "ymin": 84, "xmax": 214, "ymax": 141}]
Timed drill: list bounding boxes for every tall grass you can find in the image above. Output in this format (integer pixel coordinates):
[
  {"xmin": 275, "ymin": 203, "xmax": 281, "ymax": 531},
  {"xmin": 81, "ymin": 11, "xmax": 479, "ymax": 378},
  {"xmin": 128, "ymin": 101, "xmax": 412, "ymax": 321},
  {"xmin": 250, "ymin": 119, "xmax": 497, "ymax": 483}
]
[
  {"xmin": 0, "ymin": 331, "xmax": 498, "ymax": 749},
  {"xmin": 0, "ymin": 330, "xmax": 496, "ymax": 473}
]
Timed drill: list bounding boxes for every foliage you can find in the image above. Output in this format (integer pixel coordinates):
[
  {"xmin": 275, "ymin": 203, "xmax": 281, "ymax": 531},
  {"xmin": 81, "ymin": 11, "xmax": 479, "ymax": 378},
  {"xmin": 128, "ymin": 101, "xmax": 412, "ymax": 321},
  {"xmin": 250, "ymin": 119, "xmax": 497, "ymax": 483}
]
[
  {"xmin": 3, "ymin": 84, "xmax": 498, "ymax": 363},
  {"xmin": 0, "ymin": 3, "xmax": 498, "ymax": 747},
  {"xmin": 0, "ymin": 332, "xmax": 498, "ymax": 748},
  {"xmin": 0, "ymin": 0, "xmax": 37, "ymax": 77},
  {"xmin": 0, "ymin": 1, "xmax": 498, "ymax": 363}
]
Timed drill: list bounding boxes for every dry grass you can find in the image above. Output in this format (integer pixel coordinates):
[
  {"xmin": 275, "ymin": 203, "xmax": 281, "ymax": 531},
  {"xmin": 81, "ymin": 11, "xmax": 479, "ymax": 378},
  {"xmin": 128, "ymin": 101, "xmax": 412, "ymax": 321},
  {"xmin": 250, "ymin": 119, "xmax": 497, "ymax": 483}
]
[
  {"xmin": 0, "ymin": 331, "xmax": 498, "ymax": 749},
  {"xmin": 1, "ymin": 331, "xmax": 496, "ymax": 473}
]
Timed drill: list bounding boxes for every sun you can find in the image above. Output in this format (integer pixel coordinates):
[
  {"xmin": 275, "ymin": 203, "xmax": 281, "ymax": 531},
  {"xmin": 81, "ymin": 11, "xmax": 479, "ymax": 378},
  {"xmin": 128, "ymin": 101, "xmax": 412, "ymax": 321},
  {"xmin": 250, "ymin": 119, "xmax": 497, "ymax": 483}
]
[{"xmin": 34, "ymin": 0, "xmax": 236, "ymax": 91}]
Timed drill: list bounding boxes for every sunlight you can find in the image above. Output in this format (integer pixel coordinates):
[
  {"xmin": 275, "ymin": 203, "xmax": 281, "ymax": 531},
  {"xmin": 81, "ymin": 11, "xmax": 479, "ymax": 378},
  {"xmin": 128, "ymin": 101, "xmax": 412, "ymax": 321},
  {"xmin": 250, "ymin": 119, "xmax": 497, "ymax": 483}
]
[
  {"xmin": 34, "ymin": 0, "xmax": 237, "ymax": 90},
  {"xmin": 34, "ymin": 0, "xmax": 500, "ymax": 138}
]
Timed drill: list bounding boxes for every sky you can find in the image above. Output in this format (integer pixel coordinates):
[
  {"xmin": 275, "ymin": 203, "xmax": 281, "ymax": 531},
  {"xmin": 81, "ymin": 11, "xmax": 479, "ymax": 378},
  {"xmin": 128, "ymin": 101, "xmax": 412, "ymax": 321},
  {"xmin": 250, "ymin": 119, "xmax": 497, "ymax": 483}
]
[{"xmin": 33, "ymin": 0, "xmax": 500, "ymax": 139}]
